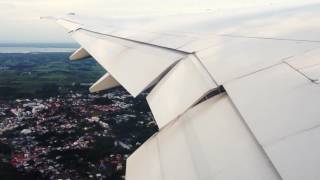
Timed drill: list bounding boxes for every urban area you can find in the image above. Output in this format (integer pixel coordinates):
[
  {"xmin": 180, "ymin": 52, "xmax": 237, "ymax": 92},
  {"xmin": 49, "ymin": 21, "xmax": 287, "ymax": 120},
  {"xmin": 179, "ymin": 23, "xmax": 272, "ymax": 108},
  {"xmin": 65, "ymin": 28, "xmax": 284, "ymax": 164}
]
[{"xmin": 0, "ymin": 86, "xmax": 157, "ymax": 180}]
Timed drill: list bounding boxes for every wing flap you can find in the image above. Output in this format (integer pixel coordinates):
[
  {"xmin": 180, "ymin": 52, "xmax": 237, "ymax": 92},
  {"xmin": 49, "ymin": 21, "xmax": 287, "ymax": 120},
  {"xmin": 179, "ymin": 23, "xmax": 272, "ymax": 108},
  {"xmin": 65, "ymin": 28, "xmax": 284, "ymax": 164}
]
[
  {"xmin": 147, "ymin": 55, "xmax": 217, "ymax": 129},
  {"xmin": 197, "ymin": 38, "xmax": 320, "ymax": 85},
  {"xmin": 224, "ymin": 63, "xmax": 320, "ymax": 179},
  {"xmin": 127, "ymin": 94, "xmax": 280, "ymax": 180},
  {"xmin": 285, "ymin": 48, "xmax": 320, "ymax": 82},
  {"xmin": 285, "ymin": 48, "xmax": 320, "ymax": 69}
]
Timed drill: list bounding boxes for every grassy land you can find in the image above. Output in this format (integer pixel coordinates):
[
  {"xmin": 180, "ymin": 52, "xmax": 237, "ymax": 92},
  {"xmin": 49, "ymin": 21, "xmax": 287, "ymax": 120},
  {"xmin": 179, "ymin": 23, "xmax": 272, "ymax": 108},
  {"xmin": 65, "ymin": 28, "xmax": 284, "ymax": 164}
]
[{"xmin": 0, "ymin": 53, "xmax": 105, "ymax": 99}]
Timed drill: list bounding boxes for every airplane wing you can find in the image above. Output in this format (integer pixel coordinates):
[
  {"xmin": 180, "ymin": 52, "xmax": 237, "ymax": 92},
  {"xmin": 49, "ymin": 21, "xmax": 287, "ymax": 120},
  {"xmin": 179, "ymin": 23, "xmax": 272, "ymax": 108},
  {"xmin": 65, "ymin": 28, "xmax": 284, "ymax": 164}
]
[{"xmin": 49, "ymin": 2, "xmax": 320, "ymax": 179}]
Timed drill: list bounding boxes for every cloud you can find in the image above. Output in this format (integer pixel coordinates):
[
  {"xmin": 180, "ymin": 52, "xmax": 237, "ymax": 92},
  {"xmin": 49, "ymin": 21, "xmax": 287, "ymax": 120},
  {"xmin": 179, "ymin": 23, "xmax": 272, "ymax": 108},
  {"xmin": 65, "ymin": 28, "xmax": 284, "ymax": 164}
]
[
  {"xmin": 0, "ymin": 2, "xmax": 16, "ymax": 14},
  {"xmin": 0, "ymin": 0, "xmax": 319, "ymax": 43},
  {"xmin": 0, "ymin": 2, "xmax": 15, "ymax": 9}
]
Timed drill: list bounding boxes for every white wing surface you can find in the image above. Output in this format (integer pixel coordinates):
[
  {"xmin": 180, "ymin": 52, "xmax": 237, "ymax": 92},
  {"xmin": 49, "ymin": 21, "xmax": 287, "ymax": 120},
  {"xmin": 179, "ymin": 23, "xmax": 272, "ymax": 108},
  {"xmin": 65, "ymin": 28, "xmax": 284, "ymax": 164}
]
[
  {"xmin": 127, "ymin": 94, "xmax": 281, "ymax": 180},
  {"xmin": 49, "ymin": 2, "xmax": 320, "ymax": 179}
]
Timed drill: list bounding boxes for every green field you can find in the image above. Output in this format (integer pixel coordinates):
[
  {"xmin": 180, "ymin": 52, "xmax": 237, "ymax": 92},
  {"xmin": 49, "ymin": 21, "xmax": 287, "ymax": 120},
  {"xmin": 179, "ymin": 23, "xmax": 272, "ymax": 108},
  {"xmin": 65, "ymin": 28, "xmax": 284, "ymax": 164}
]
[{"xmin": 0, "ymin": 53, "xmax": 105, "ymax": 99}]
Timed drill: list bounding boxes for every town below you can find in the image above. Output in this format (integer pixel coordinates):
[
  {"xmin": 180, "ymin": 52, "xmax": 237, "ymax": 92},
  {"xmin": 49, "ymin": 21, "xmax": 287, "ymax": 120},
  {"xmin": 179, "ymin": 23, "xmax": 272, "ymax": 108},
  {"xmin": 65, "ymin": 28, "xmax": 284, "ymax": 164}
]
[{"xmin": 0, "ymin": 51, "xmax": 157, "ymax": 179}]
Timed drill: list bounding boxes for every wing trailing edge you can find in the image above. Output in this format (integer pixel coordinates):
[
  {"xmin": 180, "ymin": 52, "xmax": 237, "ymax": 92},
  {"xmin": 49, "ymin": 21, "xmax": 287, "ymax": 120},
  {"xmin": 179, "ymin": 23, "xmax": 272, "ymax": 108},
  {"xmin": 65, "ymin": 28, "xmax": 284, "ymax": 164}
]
[
  {"xmin": 147, "ymin": 55, "xmax": 217, "ymax": 129},
  {"xmin": 126, "ymin": 94, "xmax": 281, "ymax": 180}
]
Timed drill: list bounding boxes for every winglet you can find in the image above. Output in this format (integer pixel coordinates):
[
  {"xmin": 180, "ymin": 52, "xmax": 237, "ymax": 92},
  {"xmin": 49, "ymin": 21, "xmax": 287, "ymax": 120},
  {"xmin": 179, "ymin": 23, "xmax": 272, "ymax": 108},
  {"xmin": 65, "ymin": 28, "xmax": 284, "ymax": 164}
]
[{"xmin": 90, "ymin": 73, "xmax": 120, "ymax": 93}]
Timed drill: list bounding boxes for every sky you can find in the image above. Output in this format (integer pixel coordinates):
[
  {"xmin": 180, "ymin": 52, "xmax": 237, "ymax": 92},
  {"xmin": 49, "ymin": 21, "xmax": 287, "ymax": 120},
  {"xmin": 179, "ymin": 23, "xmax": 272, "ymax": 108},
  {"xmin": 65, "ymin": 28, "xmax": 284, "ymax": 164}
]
[{"xmin": 0, "ymin": 0, "xmax": 318, "ymax": 43}]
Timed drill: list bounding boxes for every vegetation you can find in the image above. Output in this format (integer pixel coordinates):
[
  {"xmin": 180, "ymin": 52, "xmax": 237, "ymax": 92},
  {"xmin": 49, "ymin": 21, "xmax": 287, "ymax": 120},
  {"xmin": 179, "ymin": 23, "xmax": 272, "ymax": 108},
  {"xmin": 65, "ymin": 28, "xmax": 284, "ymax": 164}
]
[{"xmin": 0, "ymin": 53, "xmax": 105, "ymax": 99}]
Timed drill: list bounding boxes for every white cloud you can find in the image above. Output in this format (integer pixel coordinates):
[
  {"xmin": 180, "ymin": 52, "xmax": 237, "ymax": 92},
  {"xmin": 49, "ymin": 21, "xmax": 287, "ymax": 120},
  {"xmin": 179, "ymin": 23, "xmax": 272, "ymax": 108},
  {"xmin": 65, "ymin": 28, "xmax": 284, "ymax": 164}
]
[{"xmin": 0, "ymin": 0, "xmax": 319, "ymax": 43}]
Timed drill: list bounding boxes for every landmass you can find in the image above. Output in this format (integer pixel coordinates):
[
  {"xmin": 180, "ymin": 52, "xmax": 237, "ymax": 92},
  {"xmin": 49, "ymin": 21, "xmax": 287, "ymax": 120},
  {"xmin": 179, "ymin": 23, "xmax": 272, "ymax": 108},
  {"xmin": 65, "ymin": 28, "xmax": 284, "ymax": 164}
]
[{"xmin": 0, "ymin": 52, "xmax": 157, "ymax": 179}]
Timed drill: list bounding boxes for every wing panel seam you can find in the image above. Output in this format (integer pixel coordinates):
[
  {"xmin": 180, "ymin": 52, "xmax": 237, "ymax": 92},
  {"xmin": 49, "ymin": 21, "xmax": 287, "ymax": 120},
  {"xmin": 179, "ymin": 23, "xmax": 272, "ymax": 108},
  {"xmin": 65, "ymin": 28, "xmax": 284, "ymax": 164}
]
[{"xmin": 75, "ymin": 28, "xmax": 192, "ymax": 55}]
